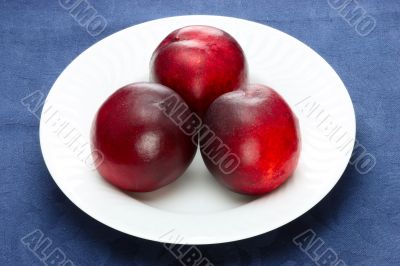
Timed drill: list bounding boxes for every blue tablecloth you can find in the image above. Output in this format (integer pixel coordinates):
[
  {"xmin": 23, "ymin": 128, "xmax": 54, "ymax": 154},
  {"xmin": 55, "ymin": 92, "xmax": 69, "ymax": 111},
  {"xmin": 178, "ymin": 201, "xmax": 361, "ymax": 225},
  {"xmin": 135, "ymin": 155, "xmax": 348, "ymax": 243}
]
[{"xmin": 1, "ymin": 1, "xmax": 399, "ymax": 265}]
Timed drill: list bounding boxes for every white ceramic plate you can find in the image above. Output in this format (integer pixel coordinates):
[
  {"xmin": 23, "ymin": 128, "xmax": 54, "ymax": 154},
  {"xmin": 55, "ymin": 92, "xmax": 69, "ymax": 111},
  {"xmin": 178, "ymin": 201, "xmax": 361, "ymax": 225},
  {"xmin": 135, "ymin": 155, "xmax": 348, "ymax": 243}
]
[{"xmin": 40, "ymin": 15, "xmax": 356, "ymax": 244}]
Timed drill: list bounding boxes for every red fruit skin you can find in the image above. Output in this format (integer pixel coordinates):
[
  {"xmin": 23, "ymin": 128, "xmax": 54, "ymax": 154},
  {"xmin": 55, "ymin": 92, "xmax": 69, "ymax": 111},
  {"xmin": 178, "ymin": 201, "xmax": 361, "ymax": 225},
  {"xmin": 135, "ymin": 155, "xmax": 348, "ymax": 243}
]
[
  {"xmin": 91, "ymin": 83, "xmax": 197, "ymax": 192},
  {"xmin": 150, "ymin": 25, "xmax": 248, "ymax": 117},
  {"xmin": 201, "ymin": 84, "xmax": 301, "ymax": 195}
]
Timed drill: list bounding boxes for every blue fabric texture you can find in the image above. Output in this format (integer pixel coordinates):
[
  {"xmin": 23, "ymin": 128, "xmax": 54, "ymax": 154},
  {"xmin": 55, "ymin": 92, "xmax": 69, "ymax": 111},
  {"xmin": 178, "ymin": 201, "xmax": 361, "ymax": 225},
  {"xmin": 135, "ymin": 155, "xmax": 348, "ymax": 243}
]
[{"xmin": 1, "ymin": 0, "xmax": 399, "ymax": 265}]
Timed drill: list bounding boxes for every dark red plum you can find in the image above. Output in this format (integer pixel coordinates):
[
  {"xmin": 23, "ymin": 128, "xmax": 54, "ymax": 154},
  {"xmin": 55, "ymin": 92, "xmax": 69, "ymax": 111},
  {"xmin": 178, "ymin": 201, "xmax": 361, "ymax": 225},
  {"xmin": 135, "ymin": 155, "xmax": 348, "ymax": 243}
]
[
  {"xmin": 91, "ymin": 83, "xmax": 197, "ymax": 192},
  {"xmin": 201, "ymin": 84, "xmax": 301, "ymax": 195},
  {"xmin": 150, "ymin": 25, "xmax": 247, "ymax": 117}
]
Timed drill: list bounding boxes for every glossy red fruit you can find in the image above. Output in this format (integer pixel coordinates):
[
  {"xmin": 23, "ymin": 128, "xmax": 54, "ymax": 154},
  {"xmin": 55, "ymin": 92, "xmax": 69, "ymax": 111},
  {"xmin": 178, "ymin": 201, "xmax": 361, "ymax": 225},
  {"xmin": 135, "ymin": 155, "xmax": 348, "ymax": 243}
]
[
  {"xmin": 200, "ymin": 84, "xmax": 300, "ymax": 195},
  {"xmin": 150, "ymin": 25, "xmax": 248, "ymax": 117},
  {"xmin": 91, "ymin": 83, "xmax": 197, "ymax": 192}
]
